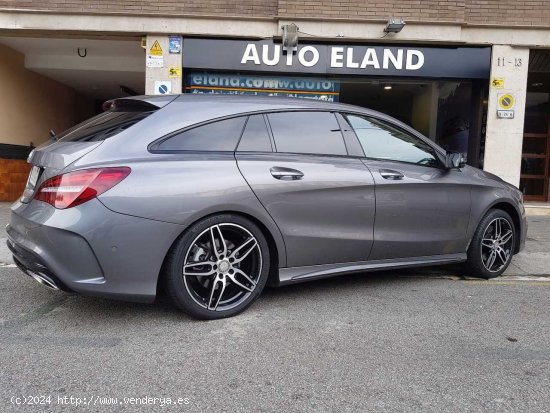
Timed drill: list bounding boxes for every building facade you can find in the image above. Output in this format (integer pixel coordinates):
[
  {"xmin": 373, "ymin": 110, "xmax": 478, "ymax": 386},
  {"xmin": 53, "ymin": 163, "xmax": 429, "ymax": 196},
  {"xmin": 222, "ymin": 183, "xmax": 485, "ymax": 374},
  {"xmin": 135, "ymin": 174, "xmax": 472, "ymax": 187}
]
[{"xmin": 0, "ymin": 1, "xmax": 549, "ymax": 201}]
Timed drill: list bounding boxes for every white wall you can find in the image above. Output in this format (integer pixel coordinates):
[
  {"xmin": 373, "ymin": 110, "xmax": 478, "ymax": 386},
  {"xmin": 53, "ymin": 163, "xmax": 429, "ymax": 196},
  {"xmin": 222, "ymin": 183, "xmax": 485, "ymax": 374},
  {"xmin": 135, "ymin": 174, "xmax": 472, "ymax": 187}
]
[{"xmin": 483, "ymin": 45, "xmax": 530, "ymax": 187}]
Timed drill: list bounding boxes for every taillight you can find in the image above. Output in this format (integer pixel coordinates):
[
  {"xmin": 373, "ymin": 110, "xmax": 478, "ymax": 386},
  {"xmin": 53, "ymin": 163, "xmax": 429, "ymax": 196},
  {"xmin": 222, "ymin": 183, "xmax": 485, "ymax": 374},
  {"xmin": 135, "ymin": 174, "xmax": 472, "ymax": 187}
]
[{"xmin": 35, "ymin": 167, "xmax": 130, "ymax": 209}]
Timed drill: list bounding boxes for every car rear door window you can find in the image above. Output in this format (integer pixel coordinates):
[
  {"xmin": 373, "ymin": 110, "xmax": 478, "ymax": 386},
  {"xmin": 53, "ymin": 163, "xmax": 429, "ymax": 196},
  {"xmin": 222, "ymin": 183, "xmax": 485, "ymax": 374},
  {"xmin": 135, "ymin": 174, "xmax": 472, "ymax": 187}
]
[
  {"xmin": 267, "ymin": 112, "xmax": 347, "ymax": 156},
  {"xmin": 237, "ymin": 115, "xmax": 273, "ymax": 152},
  {"xmin": 156, "ymin": 117, "xmax": 247, "ymax": 151},
  {"xmin": 345, "ymin": 114, "xmax": 439, "ymax": 167}
]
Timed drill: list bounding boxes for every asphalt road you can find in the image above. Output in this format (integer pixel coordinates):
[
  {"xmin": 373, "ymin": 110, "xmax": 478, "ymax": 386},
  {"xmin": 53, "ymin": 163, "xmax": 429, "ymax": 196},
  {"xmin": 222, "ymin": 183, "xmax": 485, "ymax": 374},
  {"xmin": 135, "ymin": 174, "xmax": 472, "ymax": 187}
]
[{"xmin": 1, "ymin": 264, "xmax": 549, "ymax": 412}]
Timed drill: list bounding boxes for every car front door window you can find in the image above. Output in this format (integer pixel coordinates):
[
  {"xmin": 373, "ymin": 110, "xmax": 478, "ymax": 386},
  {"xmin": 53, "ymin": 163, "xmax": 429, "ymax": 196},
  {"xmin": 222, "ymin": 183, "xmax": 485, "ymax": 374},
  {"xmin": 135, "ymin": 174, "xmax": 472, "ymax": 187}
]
[{"xmin": 345, "ymin": 115, "xmax": 439, "ymax": 167}]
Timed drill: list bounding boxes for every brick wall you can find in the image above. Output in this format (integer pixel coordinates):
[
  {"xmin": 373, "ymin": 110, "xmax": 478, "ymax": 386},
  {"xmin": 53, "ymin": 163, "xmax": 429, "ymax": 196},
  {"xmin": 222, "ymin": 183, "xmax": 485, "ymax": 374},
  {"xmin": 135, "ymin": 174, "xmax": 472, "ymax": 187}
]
[
  {"xmin": 0, "ymin": 0, "xmax": 278, "ymax": 17},
  {"xmin": 0, "ymin": 159, "xmax": 31, "ymax": 202},
  {"xmin": 0, "ymin": 0, "xmax": 548, "ymax": 26},
  {"xmin": 465, "ymin": 1, "xmax": 550, "ymax": 26},
  {"xmin": 278, "ymin": 1, "xmax": 467, "ymax": 22},
  {"xmin": 278, "ymin": 1, "xmax": 550, "ymax": 26}
]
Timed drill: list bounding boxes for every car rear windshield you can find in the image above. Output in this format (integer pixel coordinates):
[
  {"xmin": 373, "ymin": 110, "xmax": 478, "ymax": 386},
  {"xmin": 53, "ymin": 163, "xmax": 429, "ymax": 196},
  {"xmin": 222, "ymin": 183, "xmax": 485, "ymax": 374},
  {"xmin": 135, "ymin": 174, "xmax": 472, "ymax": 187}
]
[{"xmin": 57, "ymin": 109, "xmax": 155, "ymax": 142}]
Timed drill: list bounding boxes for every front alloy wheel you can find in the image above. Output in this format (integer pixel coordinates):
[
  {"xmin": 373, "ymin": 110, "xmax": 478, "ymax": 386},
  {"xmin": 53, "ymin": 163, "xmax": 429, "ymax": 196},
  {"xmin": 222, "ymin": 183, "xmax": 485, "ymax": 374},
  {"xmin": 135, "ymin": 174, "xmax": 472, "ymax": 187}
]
[
  {"xmin": 466, "ymin": 209, "xmax": 516, "ymax": 279},
  {"xmin": 480, "ymin": 217, "xmax": 514, "ymax": 273},
  {"xmin": 164, "ymin": 214, "xmax": 270, "ymax": 319}
]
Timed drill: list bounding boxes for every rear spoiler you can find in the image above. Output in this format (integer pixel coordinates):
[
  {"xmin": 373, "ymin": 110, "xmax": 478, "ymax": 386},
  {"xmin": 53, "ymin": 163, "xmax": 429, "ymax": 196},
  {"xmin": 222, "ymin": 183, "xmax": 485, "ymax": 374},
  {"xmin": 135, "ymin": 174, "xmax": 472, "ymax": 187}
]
[{"xmin": 102, "ymin": 95, "xmax": 178, "ymax": 112}]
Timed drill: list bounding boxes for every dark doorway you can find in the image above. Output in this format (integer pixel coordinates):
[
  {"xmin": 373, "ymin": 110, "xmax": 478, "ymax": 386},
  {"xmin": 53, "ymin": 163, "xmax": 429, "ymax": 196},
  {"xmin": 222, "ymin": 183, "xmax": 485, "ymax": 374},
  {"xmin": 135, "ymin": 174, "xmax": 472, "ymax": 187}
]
[{"xmin": 520, "ymin": 50, "xmax": 550, "ymax": 202}]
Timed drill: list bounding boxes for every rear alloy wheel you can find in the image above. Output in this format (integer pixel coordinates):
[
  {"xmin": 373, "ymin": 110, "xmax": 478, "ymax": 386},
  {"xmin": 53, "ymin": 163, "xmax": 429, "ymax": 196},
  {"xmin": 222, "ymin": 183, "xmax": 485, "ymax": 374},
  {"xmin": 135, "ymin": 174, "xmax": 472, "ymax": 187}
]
[
  {"xmin": 164, "ymin": 214, "xmax": 270, "ymax": 319},
  {"xmin": 465, "ymin": 209, "xmax": 516, "ymax": 279}
]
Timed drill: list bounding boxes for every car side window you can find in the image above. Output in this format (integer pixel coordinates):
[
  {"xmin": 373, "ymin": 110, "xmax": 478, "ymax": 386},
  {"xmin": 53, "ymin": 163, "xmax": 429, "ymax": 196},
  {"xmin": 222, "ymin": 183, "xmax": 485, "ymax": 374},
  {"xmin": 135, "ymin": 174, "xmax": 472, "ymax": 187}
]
[
  {"xmin": 267, "ymin": 111, "xmax": 347, "ymax": 156},
  {"xmin": 237, "ymin": 115, "xmax": 273, "ymax": 152},
  {"xmin": 156, "ymin": 117, "xmax": 246, "ymax": 151},
  {"xmin": 344, "ymin": 114, "xmax": 439, "ymax": 167}
]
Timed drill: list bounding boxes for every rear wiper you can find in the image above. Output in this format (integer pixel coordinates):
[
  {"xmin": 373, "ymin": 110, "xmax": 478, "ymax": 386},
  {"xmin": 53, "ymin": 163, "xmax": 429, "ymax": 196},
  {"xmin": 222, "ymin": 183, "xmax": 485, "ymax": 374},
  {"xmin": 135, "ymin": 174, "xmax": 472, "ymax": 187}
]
[{"xmin": 49, "ymin": 129, "xmax": 57, "ymax": 141}]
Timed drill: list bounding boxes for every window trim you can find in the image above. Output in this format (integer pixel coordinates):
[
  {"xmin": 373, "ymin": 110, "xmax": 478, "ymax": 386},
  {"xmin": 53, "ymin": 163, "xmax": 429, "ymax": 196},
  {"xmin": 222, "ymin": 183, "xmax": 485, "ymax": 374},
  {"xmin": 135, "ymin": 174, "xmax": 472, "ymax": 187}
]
[
  {"xmin": 265, "ymin": 110, "xmax": 350, "ymax": 158},
  {"xmin": 341, "ymin": 112, "xmax": 446, "ymax": 169},
  {"xmin": 235, "ymin": 114, "xmax": 275, "ymax": 153},
  {"xmin": 147, "ymin": 107, "xmax": 447, "ymax": 163},
  {"xmin": 148, "ymin": 114, "xmax": 248, "ymax": 153}
]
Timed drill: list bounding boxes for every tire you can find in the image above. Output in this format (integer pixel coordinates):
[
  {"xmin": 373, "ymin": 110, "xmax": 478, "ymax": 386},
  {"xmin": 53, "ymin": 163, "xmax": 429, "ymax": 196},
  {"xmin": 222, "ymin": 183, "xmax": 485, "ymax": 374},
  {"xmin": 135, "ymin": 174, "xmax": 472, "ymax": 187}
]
[
  {"xmin": 465, "ymin": 209, "xmax": 516, "ymax": 279},
  {"xmin": 163, "ymin": 214, "xmax": 270, "ymax": 319}
]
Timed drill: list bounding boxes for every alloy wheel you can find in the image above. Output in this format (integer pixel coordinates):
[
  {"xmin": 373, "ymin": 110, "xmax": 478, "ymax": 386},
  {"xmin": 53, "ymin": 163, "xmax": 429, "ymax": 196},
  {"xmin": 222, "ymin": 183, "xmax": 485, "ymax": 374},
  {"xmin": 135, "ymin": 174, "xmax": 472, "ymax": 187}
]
[
  {"xmin": 480, "ymin": 217, "xmax": 514, "ymax": 273},
  {"xmin": 182, "ymin": 223, "xmax": 262, "ymax": 311}
]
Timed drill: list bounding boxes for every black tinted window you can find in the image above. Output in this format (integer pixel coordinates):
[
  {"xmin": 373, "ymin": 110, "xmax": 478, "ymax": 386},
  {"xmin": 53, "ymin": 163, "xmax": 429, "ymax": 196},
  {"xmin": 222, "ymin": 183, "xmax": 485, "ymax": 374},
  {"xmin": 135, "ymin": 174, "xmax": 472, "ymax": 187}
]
[
  {"xmin": 59, "ymin": 111, "xmax": 154, "ymax": 142},
  {"xmin": 268, "ymin": 112, "xmax": 347, "ymax": 156},
  {"xmin": 157, "ymin": 117, "xmax": 246, "ymax": 151},
  {"xmin": 237, "ymin": 115, "xmax": 272, "ymax": 152},
  {"xmin": 346, "ymin": 115, "xmax": 438, "ymax": 167}
]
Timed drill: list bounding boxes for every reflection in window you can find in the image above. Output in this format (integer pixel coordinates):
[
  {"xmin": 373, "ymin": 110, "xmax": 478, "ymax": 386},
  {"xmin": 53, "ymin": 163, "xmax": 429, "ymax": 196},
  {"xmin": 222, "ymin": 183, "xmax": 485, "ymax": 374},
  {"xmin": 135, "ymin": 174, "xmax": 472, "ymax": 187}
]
[
  {"xmin": 268, "ymin": 112, "xmax": 347, "ymax": 156},
  {"xmin": 157, "ymin": 117, "xmax": 246, "ymax": 151},
  {"xmin": 59, "ymin": 111, "xmax": 154, "ymax": 142},
  {"xmin": 346, "ymin": 115, "xmax": 438, "ymax": 167},
  {"xmin": 436, "ymin": 82, "xmax": 472, "ymax": 154}
]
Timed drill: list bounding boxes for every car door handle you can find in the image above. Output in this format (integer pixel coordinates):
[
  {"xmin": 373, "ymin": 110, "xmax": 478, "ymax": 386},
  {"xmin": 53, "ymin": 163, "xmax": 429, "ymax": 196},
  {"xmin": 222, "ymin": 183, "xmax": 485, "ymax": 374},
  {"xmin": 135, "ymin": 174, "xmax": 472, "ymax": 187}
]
[
  {"xmin": 380, "ymin": 169, "xmax": 404, "ymax": 180},
  {"xmin": 270, "ymin": 167, "xmax": 304, "ymax": 181}
]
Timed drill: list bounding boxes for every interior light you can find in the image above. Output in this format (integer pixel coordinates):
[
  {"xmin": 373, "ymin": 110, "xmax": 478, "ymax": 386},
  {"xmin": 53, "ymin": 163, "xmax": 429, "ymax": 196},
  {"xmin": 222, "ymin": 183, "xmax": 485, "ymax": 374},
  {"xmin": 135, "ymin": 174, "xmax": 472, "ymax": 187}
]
[{"xmin": 384, "ymin": 85, "xmax": 392, "ymax": 90}]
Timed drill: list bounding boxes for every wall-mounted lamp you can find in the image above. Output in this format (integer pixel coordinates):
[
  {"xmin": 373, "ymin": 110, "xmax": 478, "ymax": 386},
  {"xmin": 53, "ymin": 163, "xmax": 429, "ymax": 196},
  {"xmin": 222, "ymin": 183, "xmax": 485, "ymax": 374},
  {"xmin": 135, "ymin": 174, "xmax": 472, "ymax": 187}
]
[
  {"xmin": 384, "ymin": 18, "xmax": 406, "ymax": 33},
  {"xmin": 384, "ymin": 84, "xmax": 393, "ymax": 90},
  {"xmin": 282, "ymin": 23, "xmax": 299, "ymax": 53}
]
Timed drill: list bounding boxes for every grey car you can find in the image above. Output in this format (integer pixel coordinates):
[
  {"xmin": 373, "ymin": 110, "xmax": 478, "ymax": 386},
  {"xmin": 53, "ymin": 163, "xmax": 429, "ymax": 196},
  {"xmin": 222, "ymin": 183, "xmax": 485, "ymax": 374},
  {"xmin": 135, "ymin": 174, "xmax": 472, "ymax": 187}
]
[{"xmin": 7, "ymin": 95, "xmax": 527, "ymax": 319}]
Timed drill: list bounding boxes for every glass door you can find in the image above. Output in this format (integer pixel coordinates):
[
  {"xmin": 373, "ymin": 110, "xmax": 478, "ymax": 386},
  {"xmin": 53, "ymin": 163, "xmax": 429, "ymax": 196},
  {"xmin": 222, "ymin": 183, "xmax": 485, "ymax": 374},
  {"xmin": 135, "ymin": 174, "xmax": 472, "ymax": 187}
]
[{"xmin": 520, "ymin": 92, "xmax": 550, "ymax": 202}]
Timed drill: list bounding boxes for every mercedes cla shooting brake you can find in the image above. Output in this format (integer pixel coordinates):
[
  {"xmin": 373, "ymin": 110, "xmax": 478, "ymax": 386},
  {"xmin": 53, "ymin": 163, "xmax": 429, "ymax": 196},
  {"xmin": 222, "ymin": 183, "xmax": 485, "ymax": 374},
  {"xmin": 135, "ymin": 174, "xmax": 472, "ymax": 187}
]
[{"xmin": 7, "ymin": 95, "xmax": 527, "ymax": 319}]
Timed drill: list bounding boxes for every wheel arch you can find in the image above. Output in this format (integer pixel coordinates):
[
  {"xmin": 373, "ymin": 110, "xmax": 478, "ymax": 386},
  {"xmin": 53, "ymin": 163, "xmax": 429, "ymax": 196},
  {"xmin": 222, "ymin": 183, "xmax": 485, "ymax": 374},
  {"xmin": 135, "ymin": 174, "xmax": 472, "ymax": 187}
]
[
  {"xmin": 157, "ymin": 209, "xmax": 284, "ymax": 295},
  {"xmin": 483, "ymin": 201, "xmax": 523, "ymax": 254}
]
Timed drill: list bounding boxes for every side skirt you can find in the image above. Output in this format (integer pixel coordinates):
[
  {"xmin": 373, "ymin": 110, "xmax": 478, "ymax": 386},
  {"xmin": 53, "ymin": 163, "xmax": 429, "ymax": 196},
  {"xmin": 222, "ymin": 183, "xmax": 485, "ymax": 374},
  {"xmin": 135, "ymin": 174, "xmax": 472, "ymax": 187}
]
[{"xmin": 277, "ymin": 253, "xmax": 467, "ymax": 286}]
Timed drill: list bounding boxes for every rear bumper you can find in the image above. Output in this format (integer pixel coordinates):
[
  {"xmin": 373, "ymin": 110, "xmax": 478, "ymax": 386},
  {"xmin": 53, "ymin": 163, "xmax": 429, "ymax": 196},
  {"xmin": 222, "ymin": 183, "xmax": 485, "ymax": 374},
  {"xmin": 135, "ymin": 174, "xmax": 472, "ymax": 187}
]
[
  {"xmin": 7, "ymin": 199, "xmax": 184, "ymax": 303},
  {"xmin": 518, "ymin": 205, "xmax": 528, "ymax": 253},
  {"xmin": 8, "ymin": 238, "xmax": 72, "ymax": 291}
]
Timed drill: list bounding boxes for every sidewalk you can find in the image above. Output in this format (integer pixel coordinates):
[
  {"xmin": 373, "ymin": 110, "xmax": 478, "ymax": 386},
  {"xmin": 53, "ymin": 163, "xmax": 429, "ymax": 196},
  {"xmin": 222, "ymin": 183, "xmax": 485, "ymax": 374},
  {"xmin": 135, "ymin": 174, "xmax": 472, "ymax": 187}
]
[
  {"xmin": 0, "ymin": 202, "xmax": 12, "ymax": 265},
  {"xmin": 1, "ymin": 202, "xmax": 549, "ymax": 276}
]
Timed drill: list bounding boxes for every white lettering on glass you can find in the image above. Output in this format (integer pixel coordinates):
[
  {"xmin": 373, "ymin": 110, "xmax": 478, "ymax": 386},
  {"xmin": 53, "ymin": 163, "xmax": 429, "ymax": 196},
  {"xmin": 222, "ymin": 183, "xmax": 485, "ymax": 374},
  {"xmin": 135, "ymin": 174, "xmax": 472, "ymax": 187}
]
[
  {"xmin": 331, "ymin": 47, "xmax": 344, "ymax": 68},
  {"xmin": 298, "ymin": 46, "xmax": 319, "ymax": 67},
  {"xmin": 262, "ymin": 44, "xmax": 281, "ymax": 66},
  {"xmin": 383, "ymin": 49, "xmax": 404, "ymax": 69},
  {"xmin": 406, "ymin": 50, "xmax": 424, "ymax": 70},
  {"xmin": 360, "ymin": 48, "xmax": 380, "ymax": 69},
  {"xmin": 241, "ymin": 44, "xmax": 261, "ymax": 65}
]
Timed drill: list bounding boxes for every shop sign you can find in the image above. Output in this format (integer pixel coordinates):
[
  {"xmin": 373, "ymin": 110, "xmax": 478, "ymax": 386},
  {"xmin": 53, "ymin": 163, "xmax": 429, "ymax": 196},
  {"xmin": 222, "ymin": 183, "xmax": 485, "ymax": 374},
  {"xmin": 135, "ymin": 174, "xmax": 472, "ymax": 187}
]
[
  {"xmin": 186, "ymin": 72, "xmax": 340, "ymax": 102},
  {"xmin": 498, "ymin": 93, "xmax": 515, "ymax": 110},
  {"xmin": 497, "ymin": 110, "xmax": 514, "ymax": 119},
  {"xmin": 147, "ymin": 40, "xmax": 164, "ymax": 68},
  {"xmin": 169, "ymin": 35, "xmax": 182, "ymax": 54},
  {"xmin": 491, "ymin": 77, "xmax": 505, "ymax": 89},
  {"xmin": 155, "ymin": 80, "xmax": 172, "ymax": 95},
  {"xmin": 149, "ymin": 40, "xmax": 163, "ymax": 56},
  {"xmin": 169, "ymin": 66, "xmax": 182, "ymax": 78},
  {"xmin": 147, "ymin": 55, "xmax": 163, "ymax": 68},
  {"xmin": 497, "ymin": 92, "xmax": 515, "ymax": 119},
  {"xmin": 182, "ymin": 39, "xmax": 491, "ymax": 79}
]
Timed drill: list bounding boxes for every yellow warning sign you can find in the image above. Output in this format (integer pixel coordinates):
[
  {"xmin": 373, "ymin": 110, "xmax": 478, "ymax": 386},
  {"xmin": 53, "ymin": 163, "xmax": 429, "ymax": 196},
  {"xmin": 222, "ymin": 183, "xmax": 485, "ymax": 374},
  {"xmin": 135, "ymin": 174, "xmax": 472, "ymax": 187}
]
[
  {"xmin": 498, "ymin": 93, "xmax": 515, "ymax": 110},
  {"xmin": 168, "ymin": 66, "xmax": 181, "ymax": 78},
  {"xmin": 149, "ymin": 40, "xmax": 163, "ymax": 56},
  {"xmin": 491, "ymin": 78, "xmax": 504, "ymax": 89}
]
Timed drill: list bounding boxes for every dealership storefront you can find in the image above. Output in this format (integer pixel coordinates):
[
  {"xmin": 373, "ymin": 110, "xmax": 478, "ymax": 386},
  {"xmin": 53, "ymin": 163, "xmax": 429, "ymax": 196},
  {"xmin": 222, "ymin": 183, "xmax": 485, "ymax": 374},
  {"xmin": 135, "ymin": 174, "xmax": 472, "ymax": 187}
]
[{"xmin": 178, "ymin": 39, "xmax": 491, "ymax": 168}]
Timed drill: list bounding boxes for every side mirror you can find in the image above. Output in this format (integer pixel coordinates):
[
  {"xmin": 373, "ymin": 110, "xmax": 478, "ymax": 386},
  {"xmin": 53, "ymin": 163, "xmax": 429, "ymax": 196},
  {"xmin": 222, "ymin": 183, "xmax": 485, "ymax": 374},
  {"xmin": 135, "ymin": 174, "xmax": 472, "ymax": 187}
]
[{"xmin": 445, "ymin": 152, "xmax": 466, "ymax": 169}]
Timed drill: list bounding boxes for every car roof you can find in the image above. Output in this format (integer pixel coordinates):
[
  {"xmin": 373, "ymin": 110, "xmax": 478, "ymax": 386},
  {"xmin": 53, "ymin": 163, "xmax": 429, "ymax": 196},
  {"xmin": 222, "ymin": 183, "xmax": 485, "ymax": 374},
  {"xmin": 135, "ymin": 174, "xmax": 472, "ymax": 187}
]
[
  {"xmin": 173, "ymin": 93, "xmax": 380, "ymax": 114},
  {"xmin": 108, "ymin": 94, "xmax": 446, "ymax": 156},
  {"xmin": 117, "ymin": 93, "xmax": 384, "ymax": 116}
]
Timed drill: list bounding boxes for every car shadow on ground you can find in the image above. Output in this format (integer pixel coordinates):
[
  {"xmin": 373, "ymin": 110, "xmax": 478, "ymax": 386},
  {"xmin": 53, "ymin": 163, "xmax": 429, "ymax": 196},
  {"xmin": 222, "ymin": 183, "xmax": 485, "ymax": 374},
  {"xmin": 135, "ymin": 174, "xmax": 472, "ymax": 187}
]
[{"xmin": 37, "ymin": 263, "xmax": 467, "ymax": 323}]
